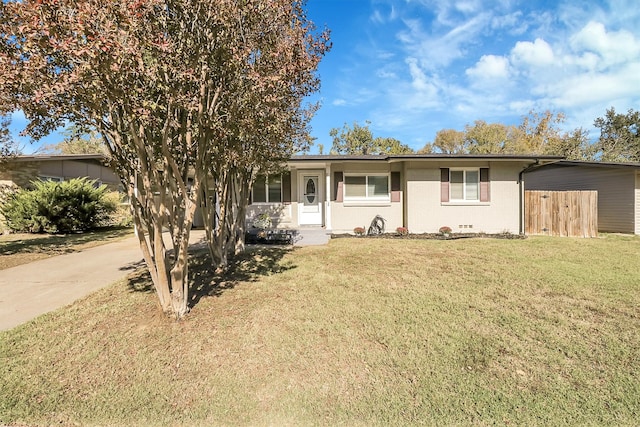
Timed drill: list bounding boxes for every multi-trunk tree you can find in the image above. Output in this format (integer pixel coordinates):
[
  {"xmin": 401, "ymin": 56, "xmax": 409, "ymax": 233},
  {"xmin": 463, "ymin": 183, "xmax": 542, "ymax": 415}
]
[{"xmin": 0, "ymin": 0, "xmax": 329, "ymax": 318}]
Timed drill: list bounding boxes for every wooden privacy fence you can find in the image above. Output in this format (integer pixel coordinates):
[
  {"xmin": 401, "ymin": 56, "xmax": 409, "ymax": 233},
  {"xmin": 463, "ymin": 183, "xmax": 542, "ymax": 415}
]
[{"xmin": 525, "ymin": 190, "xmax": 598, "ymax": 237}]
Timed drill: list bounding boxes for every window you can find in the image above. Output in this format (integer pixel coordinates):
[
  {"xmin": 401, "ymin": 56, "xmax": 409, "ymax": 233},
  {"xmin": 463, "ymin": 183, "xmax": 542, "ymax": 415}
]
[
  {"xmin": 38, "ymin": 175, "xmax": 63, "ymax": 182},
  {"xmin": 441, "ymin": 168, "xmax": 489, "ymax": 203},
  {"xmin": 344, "ymin": 174, "xmax": 389, "ymax": 202},
  {"xmin": 450, "ymin": 169, "xmax": 479, "ymax": 201},
  {"xmin": 252, "ymin": 174, "xmax": 282, "ymax": 203}
]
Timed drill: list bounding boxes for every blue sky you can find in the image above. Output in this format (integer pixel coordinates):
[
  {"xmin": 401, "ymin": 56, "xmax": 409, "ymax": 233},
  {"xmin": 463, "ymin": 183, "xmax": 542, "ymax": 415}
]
[
  {"xmin": 10, "ymin": 0, "xmax": 640, "ymax": 153},
  {"xmin": 305, "ymin": 0, "xmax": 640, "ymax": 152}
]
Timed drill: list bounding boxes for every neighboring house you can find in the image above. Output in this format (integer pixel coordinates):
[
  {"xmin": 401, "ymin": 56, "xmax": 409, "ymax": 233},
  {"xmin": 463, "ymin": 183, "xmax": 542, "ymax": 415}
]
[
  {"xmin": 247, "ymin": 154, "xmax": 560, "ymax": 234},
  {"xmin": 0, "ymin": 154, "xmax": 120, "ymax": 190},
  {"xmin": 0, "ymin": 154, "xmax": 122, "ymax": 233},
  {"xmin": 525, "ymin": 160, "xmax": 640, "ymax": 235}
]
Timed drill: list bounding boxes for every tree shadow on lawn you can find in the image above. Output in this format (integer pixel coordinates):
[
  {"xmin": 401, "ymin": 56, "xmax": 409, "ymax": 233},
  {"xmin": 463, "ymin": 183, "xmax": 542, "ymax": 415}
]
[{"xmin": 125, "ymin": 245, "xmax": 296, "ymax": 310}]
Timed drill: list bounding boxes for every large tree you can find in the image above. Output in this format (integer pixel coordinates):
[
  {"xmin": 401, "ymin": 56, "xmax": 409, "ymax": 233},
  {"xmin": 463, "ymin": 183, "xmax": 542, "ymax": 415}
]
[
  {"xmin": 1, "ymin": 0, "xmax": 329, "ymax": 317},
  {"xmin": 330, "ymin": 121, "xmax": 413, "ymax": 155},
  {"xmin": 593, "ymin": 107, "xmax": 640, "ymax": 162},
  {"xmin": 418, "ymin": 129, "xmax": 466, "ymax": 154},
  {"xmin": 464, "ymin": 120, "xmax": 517, "ymax": 154}
]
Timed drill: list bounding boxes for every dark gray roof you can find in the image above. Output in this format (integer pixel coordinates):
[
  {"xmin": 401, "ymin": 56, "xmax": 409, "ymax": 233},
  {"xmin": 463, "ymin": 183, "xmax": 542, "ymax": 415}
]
[
  {"xmin": 12, "ymin": 154, "xmax": 108, "ymax": 162},
  {"xmin": 291, "ymin": 153, "xmax": 563, "ymax": 162},
  {"xmin": 544, "ymin": 160, "xmax": 640, "ymax": 169}
]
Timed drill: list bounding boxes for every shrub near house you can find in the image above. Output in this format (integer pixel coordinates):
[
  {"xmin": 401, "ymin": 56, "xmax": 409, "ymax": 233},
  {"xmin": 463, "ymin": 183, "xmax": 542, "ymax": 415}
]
[{"xmin": 1, "ymin": 178, "xmax": 117, "ymax": 234}]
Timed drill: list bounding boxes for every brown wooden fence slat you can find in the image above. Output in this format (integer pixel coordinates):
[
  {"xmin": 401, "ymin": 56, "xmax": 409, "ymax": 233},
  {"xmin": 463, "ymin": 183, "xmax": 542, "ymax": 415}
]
[{"xmin": 525, "ymin": 190, "xmax": 597, "ymax": 237}]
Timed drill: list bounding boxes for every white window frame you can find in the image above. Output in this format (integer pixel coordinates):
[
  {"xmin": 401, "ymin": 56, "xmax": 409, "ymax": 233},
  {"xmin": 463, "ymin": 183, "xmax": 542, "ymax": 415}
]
[
  {"xmin": 343, "ymin": 173, "xmax": 390, "ymax": 204},
  {"xmin": 450, "ymin": 168, "xmax": 480, "ymax": 202},
  {"xmin": 252, "ymin": 174, "xmax": 283, "ymax": 204}
]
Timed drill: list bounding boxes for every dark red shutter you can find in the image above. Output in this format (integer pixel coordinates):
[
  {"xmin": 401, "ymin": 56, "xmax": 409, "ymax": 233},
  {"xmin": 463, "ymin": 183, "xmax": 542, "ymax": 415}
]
[
  {"xmin": 480, "ymin": 168, "xmax": 490, "ymax": 202},
  {"xmin": 334, "ymin": 172, "xmax": 343, "ymax": 202},
  {"xmin": 391, "ymin": 171, "xmax": 401, "ymax": 202},
  {"xmin": 440, "ymin": 168, "xmax": 449, "ymax": 202},
  {"xmin": 282, "ymin": 172, "xmax": 291, "ymax": 204}
]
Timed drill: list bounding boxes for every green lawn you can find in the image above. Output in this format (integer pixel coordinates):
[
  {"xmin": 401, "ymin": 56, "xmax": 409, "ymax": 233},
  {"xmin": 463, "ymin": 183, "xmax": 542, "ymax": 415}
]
[{"xmin": 1, "ymin": 235, "xmax": 638, "ymax": 426}]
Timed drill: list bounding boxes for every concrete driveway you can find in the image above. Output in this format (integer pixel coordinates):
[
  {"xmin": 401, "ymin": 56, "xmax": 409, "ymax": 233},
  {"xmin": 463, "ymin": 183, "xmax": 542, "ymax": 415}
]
[
  {"xmin": 0, "ymin": 228, "xmax": 329, "ymax": 332},
  {"xmin": 0, "ymin": 235, "xmax": 145, "ymax": 332}
]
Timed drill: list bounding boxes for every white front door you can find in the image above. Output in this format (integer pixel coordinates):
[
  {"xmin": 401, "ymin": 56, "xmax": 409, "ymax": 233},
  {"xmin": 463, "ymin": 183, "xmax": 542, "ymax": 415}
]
[{"xmin": 298, "ymin": 173, "xmax": 323, "ymax": 225}]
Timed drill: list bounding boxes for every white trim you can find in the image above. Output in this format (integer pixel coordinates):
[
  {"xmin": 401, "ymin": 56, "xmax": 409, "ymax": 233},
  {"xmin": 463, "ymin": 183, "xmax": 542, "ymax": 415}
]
[
  {"xmin": 449, "ymin": 168, "xmax": 480, "ymax": 202},
  {"xmin": 441, "ymin": 202, "xmax": 490, "ymax": 207},
  {"xmin": 325, "ymin": 169, "xmax": 331, "ymax": 229},
  {"xmin": 297, "ymin": 170, "xmax": 324, "ymax": 226},
  {"xmin": 343, "ymin": 172, "xmax": 391, "ymax": 203},
  {"xmin": 343, "ymin": 202, "xmax": 391, "ymax": 207}
]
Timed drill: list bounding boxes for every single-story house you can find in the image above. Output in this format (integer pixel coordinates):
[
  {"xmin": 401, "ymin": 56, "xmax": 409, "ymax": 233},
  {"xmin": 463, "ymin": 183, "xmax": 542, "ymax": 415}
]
[
  {"xmin": 247, "ymin": 154, "xmax": 561, "ymax": 234},
  {"xmin": 0, "ymin": 154, "xmax": 122, "ymax": 232},
  {"xmin": 0, "ymin": 154, "xmax": 120, "ymax": 190},
  {"xmin": 525, "ymin": 160, "xmax": 640, "ymax": 235}
]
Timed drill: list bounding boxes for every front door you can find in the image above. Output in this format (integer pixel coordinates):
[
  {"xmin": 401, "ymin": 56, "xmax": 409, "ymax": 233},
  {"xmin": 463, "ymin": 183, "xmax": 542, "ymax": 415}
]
[{"xmin": 298, "ymin": 173, "xmax": 322, "ymax": 225}]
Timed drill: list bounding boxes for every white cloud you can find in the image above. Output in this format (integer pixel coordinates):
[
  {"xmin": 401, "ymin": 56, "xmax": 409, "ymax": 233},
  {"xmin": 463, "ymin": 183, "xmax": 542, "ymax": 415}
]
[
  {"xmin": 375, "ymin": 50, "xmax": 395, "ymax": 61},
  {"xmin": 491, "ymin": 11, "xmax": 523, "ymax": 31},
  {"xmin": 309, "ymin": 0, "xmax": 640, "ymax": 152},
  {"xmin": 499, "ymin": 20, "xmax": 640, "ymax": 112},
  {"xmin": 570, "ymin": 21, "xmax": 640, "ymax": 69},
  {"xmin": 398, "ymin": 13, "xmax": 491, "ymax": 70},
  {"xmin": 370, "ymin": 9, "xmax": 385, "ymax": 24},
  {"xmin": 370, "ymin": 2, "xmax": 397, "ymax": 24},
  {"xmin": 406, "ymin": 57, "xmax": 429, "ymax": 91},
  {"xmin": 510, "ymin": 38, "xmax": 554, "ymax": 67},
  {"xmin": 454, "ymin": 0, "xmax": 481, "ymax": 14},
  {"xmin": 466, "ymin": 54, "xmax": 510, "ymax": 80},
  {"xmin": 332, "ymin": 99, "xmax": 347, "ymax": 106},
  {"xmin": 376, "ymin": 68, "xmax": 397, "ymax": 79},
  {"xmin": 546, "ymin": 62, "xmax": 640, "ymax": 108}
]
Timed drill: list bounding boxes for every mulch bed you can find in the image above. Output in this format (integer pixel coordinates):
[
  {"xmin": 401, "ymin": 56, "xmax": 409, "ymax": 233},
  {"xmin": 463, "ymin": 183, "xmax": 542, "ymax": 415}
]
[{"xmin": 245, "ymin": 228, "xmax": 295, "ymax": 245}]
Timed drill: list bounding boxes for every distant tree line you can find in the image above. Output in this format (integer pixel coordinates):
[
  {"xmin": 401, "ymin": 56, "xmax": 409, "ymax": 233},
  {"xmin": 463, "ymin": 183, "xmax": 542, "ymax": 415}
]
[
  {"xmin": 328, "ymin": 120, "xmax": 413, "ymax": 155},
  {"xmin": 327, "ymin": 108, "xmax": 640, "ymax": 162}
]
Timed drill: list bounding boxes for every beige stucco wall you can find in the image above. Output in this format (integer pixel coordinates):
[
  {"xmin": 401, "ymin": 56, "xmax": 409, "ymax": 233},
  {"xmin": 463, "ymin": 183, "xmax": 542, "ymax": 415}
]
[
  {"xmin": 243, "ymin": 159, "xmax": 528, "ymax": 234},
  {"xmin": 406, "ymin": 162, "xmax": 523, "ymax": 234},
  {"xmin": 329, "ymin": 161, "xmax": 403, "ymax": 233},
  {"xmin": 330, "ymin": 202, "xmax": 403, "ymax": 233}
]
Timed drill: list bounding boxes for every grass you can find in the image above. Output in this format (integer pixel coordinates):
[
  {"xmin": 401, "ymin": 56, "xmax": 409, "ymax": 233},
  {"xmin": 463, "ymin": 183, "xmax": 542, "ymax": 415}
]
[
  {"xmin": 0, "ymin": 227, "xmax": 133, "ymax": 270},
  {"xmin": 0, "ymin": 235, "xmax": 639, "ymax": 426}
]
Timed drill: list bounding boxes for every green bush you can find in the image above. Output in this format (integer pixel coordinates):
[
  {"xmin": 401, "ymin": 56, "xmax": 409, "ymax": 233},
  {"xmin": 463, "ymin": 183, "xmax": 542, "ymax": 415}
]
[{"xmin": 1, "ymin": 178, "xmax": 117, "ymax": 234}]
